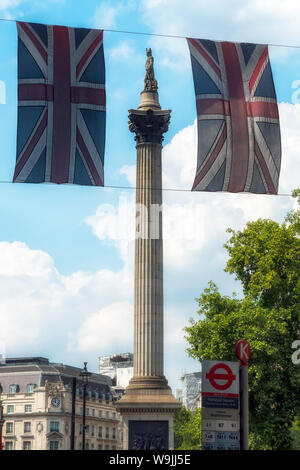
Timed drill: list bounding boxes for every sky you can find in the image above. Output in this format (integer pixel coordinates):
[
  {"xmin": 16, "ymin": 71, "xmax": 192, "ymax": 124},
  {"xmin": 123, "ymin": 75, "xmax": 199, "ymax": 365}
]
[{"xmin": 0, "ymin": 0, "xmax": 299, "ymax": 393}]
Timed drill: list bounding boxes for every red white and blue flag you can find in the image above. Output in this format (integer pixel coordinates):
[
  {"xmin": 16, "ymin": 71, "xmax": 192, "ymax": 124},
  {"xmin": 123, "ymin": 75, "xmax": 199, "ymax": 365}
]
[
  {"xmin": 187, "ymin": 38, "xmax": 281, "ymax": 194},
  {"xmin": 13, "ymin": 22, "xmax": 106, "ymax": 186}
]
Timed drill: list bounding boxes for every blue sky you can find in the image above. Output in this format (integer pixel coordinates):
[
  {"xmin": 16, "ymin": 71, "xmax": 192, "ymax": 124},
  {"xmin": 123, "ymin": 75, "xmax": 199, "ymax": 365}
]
[{"xmin": 0, "ymin": 0, "xmax": 299, "ymax": 393}]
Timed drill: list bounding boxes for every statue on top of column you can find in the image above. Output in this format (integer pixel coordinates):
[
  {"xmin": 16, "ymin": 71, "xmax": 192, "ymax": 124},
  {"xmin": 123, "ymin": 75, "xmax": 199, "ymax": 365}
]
[{"xmin": 144, "ymin": 48, "xmax": 158, "ymax": 93}]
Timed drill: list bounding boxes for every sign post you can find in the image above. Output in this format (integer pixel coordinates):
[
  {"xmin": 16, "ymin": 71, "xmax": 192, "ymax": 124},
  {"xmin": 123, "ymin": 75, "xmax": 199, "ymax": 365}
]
[
  {"xmin": 0, "ymin": 398, "xmax": 4, "ymax": 451},
  {"xmin": 201, "ymin": 360, "xmax": 240, "ymax": 450},
  {"xmin": 235, "ymin": 340, "xmax": 251, "ymax": 450}
]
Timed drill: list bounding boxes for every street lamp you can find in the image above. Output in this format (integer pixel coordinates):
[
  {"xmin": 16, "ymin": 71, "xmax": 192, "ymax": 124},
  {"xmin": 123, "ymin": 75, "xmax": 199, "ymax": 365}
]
[
  {"xmin": 0, "ymin": 397, "xmax": 4, "ymax": 451},
  {"xmin": 79, "ymin": 362, "xmax": 91, "ymax": 451}
]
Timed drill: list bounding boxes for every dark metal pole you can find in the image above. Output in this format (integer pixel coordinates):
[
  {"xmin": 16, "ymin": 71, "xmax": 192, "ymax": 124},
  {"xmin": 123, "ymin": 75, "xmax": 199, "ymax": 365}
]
[
  {"xmin": 239, "ymin": 365, "xmax": 249, "ymax": 450},
  {"xmin": 80, "ymin": 362, "xmax": 90, "ymax": 451},
  {"xmin": 70, "ymin": 377, "xmax": 76, "ymax": 451},
  {"xmin": 82, "ymin": 380, "xmax": 86, "ymax": 450},
  {"xmin": 0, "ymin": 398, "xmax": 4, "ymax": 451},
  {"xmin": 236, "ymin": 340, "xmax": 251, "ymax": 451}
]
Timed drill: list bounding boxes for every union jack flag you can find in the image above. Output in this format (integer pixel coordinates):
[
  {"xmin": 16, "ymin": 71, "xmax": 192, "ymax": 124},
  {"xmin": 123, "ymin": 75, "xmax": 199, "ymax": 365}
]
[
  {"xmin": 13, "ymin": 22, "xmax": 106, "ymax": 186},
  {"xmin": 187, "ymin": 38, "xmax": 281, "ymax": 194}
]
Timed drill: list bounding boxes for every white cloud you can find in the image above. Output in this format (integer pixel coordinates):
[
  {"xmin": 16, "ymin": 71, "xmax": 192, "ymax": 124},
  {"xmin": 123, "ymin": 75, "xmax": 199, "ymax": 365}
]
[
  {"xmin": 118, "ymin": 164, "xmax": 136, "ymax": 186},
  {"xmin": 0, "ymin": 0, "xmax": 23, "ymax": 9},
  {"xmin": 140, "ymin": 0, "xmax": 300, "ymax": 71},
  {"xmin": 93, "ymin": 1, "xmax": 119, "ymax": 29},
  {"xmin": 162, "ymin": 120, "xmax": 196, "ymax": 189},
  {"xmin": 0, "ymin": 240, "xmax": 190, "ymax": 387},
  {"xmin": 108, "ymin": 42, "xmax": 137, "ymax": 62},
  {"xmin": 74, "ymin": 301, "xmax": 133, "ymax": 352},
  {"xmin": 85, "ymin": 195, "xmax": 136, "ymax": 263},
  {"xmin": 0, "ymin": 241, "xmax": 133, "ymax": 359},
  {"xmin": 92, "ymin": 0, "xmax": 139, "ymax": 30},
  {"xmin": 278, "ymin": 102, "xmax": 300, "ymax": 194},
  {"xmin": 0, "ymin": 241, "xmax": 57, "ymax": 278},
  {"xmin": 142, "ymin": 0, "xmax": 300, "ymax": 43},
  {"xmin": 0, "ymin": 0, "xmax": 65, "ymax": 11}
]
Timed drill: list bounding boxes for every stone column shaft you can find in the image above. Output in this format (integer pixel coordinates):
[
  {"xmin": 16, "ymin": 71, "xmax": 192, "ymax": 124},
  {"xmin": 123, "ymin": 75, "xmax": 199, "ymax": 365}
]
[{"xmin": 134, "ymin": 142, "xmax": 164, "ymax": 378}]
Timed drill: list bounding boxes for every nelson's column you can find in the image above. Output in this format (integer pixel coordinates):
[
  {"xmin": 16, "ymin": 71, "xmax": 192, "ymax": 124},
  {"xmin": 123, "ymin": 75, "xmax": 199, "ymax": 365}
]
[{"xmin": 116, "ymin": 49, "xmax": 181, "ymax": 450}]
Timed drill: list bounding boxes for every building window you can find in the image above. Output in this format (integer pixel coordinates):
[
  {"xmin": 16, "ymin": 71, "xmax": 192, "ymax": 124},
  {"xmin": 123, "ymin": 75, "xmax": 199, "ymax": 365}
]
[
  {"xmin": 24, "ymin": 422, "xmax": 31, "ymax": 433},
  {"xmin": 7, "ymin": 405, "xmax": 14, "ymax": 414},
  {"xmin": 86, "ymin": 408, "xmax": 89, "ymax": 416},
  {"xmin": 85, "ymin": 425, "xmax": 89, "ymax": 434},
  {"xmin": 26, "ymin": 384, "xmax": 35, "ymax": 394},
  {"xmin": 105, "ymin": 444, "xmax": 109, "ymax": 450},
  {"xmin": 92, "ymin": 409, "xmax": 95, "ymax": 417},
  {"xmin": 98, "ymin": 444, "xmax": 102, "ymax": 450},
  {"xmin": 50, "ymin": 421, "xmax": 59, "ymax": 432},
  {"xmin": 6, "ymin": 422, "xmax": 13, "ymax": 433},
  {"xmin": 112, "ymin": 412, "xmax": 116, "ymax": 420},
  {"xmin": 98, "ymin": 426, "xmax": 102, "ymax": 438},
  {"xmin": 5, "ymin": 442, "xmax": 13, "ymax": 450},
  {"xmin": 105, "ymin": 427, "xmax": 109, "ymax": 439},
  {"xmin": 112, "ymin": 428, "xmax": 116, "ymax": 440},
  {"xmin": 8, "ymin": 384, "xmax": 17, "ymax": 394},
  {"xmin": 106, "ymin": 411, "xmax": 109, "ymax": 419},
  {"xmin": 98, "ymin": 410, "xmax": 102, "ymax": 418},
  {"xmin": 23, "ymin": 441, "xmax": 31, "ymax": 450},
  {"xmin": 50, "ymin": 441, "xmax": 59, "ymax": 450},
  {"xmin": 91, "ymin": 425, "xmax": 95, "ymax": 436},
  {"xmin": 80, "ymin": 407, "xmax": 83, "ymax": 416},
  {"xmin": 91, "ymin": 443, "xmax": 94, "ymax": 450},
  {"xmin": 112, "ymin": 445, "xmax": 116, "ymax": 450},
  {"xmin": 24, "ymin": 404, "xmax": 32, "ymax": 413}
]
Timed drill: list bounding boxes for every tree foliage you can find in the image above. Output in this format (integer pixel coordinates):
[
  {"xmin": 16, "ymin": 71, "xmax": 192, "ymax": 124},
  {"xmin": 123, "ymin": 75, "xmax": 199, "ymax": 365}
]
[
  {"xmin": 174, "ymin": 406, "xmax": 202, "ymax": 450},
  {"xmin": 184, "ymin": 190, "xmax": 300, "ymax": 450},
  {"xmin": 291, "ymin": 417, "xmax": 300, "ymax": 450}
]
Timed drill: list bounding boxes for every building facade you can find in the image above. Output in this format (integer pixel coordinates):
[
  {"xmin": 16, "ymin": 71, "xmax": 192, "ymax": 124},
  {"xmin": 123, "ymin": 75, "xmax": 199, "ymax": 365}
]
[
  {"xmin": 179, "ymin": 372, "xmax": 202, "ymax": 411},
  {"xmin": 0, "ymin": 357, "xmax": 121, "ymax": 450},
  {"xmin": 98, "ymin": 353, "xmax": 134, "ymax": 387},
  {"xmin": 98, "ymin": 353, "xmax": 134, "ymax": 397}
]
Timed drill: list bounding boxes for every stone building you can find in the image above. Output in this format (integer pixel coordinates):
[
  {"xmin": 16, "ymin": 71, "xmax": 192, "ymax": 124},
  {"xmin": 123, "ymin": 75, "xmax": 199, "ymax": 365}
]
[{"xmin": 0, "ymin": 357, "xmax": 121, "ymax": 450}]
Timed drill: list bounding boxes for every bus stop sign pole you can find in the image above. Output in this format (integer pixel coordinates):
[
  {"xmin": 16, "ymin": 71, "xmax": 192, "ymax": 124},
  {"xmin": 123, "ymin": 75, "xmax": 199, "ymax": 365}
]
[{"xmin": 235, "ymin": 340, "xmax": 251, "ymax": 450}]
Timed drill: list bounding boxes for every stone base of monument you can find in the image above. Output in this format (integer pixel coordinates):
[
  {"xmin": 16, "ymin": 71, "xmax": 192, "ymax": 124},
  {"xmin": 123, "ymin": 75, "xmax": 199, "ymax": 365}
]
[{"xmin": 116, "ymin": 376, "xmax": 181, "ymax": 450}]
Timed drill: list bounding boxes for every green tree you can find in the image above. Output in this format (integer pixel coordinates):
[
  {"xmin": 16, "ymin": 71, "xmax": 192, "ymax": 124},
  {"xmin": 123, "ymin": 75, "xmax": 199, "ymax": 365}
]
[
  {"xmin": 184, "ymin": 190, "xmax": 300, "ymax": 450},
  {"xmin": 291, "ymin": 417, "xmax": 300, "ymax": 450},
  {"xmin": 174, "ymin": 406, "xmax": 202, "ymax": 450}
]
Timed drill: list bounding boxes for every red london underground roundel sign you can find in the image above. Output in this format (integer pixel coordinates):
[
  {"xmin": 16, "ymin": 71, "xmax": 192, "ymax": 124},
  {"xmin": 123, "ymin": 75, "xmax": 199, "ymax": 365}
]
[
  {"xmin": 205, "ymin": 362, "xmax": 236, "ymax": 391},
  {"xmin": 235, "ymin": 340, "xmax": 251, "ymax": 365}
]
